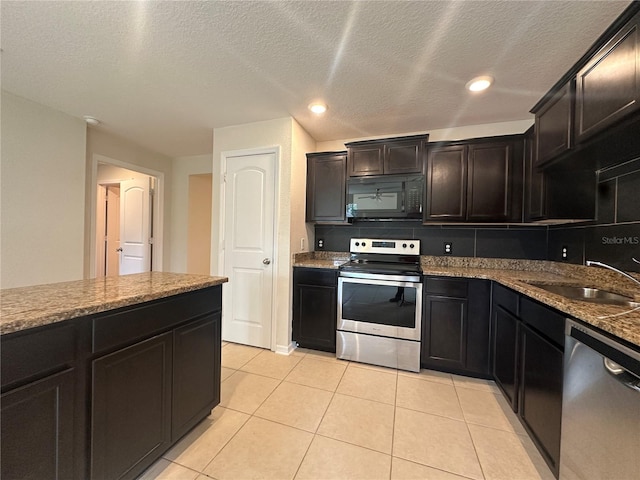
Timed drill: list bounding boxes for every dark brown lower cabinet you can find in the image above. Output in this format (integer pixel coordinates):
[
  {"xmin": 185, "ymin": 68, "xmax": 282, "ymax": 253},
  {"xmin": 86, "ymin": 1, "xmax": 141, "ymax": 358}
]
[
  {"xmin": 491, "ymin": 305, "xmax": 520, "ymax": 409},
  {"xmin": 421, "ymin": 277, "xmax": 491, "ymax": 376},
  {"xmin": 172, "ymin": 313, "xmax": 221, "ymax": 441},
  {"xmin": 91, "ymin": 333, "xmax": 173, "ymax": 480},
  {"xmin": 1, "ymin": 369, "xmax": 75, "ymax": 480},
  {"xmin": 490, "ymin": 284, "xmax": 564, "ymax": 479},
  {"xmin": 292, "ymin": 267, "xmax": 338, "ymax": 352},
  {"xmin": 519, "ymin": 324, "xmax": 563, "ymax": 478}
]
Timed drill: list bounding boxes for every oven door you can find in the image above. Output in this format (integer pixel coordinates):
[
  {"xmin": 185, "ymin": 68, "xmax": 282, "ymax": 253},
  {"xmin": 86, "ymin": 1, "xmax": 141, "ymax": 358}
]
[{"xmin": 338, "ymin": 274, "xmax": 422, "ymax": 341}]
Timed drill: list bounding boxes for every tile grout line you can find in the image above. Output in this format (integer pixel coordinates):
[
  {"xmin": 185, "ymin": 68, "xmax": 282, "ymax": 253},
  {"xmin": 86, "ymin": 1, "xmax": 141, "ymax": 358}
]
[
  {"xmin": 200, "ymin": 348, "xmax": 299, "ymax": 479},
  {"xmin": 453, "ymin": 382, "xmax": 488, "ymax": 480},
  {"xmin": 292, "ymin": 357, "xmax": 351, "ymax": 479}
]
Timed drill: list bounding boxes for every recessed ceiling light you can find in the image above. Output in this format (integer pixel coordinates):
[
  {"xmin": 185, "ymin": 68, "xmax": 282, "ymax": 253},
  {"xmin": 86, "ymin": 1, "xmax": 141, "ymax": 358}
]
[
  {"xmin": 83, "ymin": 115, "xmax": 100, "ymax": 126},
  {"xmin": 308, "ymin": 102, "xmax": 327, "ymax": 114},
  {"xmin": 466, "ymin": 76, "xmax": 494, "ymax": 92}
]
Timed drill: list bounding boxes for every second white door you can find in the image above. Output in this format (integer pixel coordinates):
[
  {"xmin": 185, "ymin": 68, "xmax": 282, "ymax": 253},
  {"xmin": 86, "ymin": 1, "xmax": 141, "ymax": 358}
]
[
  {"xmin": 119, "ymin": 177, "xmax": 151, "ymax": 275},
  {"xmin": 222, "ymin": 151, "xmax": 276, "ymax": 349}
]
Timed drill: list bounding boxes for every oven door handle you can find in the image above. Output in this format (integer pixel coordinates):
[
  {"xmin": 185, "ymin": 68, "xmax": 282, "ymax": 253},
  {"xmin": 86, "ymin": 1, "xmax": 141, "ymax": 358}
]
[
  {"xmin": 338, "ymin": 276, "xmax": 422, "ymax": 289},
  {"xmin": 339, "ymin": 272, "xmax": 422, "ymax": 284}
]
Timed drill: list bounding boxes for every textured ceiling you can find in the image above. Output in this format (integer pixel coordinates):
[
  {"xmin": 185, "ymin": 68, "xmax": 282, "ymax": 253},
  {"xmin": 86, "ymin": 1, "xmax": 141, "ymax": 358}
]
[{"xmin": 0, "ymin": 1, "xmax": 632, "ymax": 157}]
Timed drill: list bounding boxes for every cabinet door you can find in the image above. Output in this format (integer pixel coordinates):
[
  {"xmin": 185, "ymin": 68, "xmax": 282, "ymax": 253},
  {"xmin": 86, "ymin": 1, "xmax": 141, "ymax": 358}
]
[
  {"xmin": 421, "ymin": 295, "xmax": 467, "ymax": 370},
  {"xmin": 467, "ymin": 141, "xmax": 521, "ymax": 222},
  {"xmin": 172, "ymin": 313, "xmax": 221, "ymax": 441},
  {"xmin": 464, "ymin": 280, "xmax": 492, "ymax": 376},
  {"xmin": 535, "ymin": 81, "xmax": 574, "ymax": 166},
  {"xmin": 292, "ymin": 269, "xmax": 337, "ymax": 352},
  {"xmin": 491, "ymin": 306, "xmax": 520, "ymax": 410},
  {"xmin": 347, "ymin": 145, "xmax": 384, "ymax": 176},
  {"xmin": 425, "ymin": 145, "xmax": 467, "ymax": 221},
  {"xmin": 576, "ymin": 11, "xmax": 640, "ymax": 142},
  {"xmin": 524, "ymin": 128, "xmax": 546, "ymax": 221},
  {"xmin": 1, "ymin": 369, "xmax": 75, "ymax": 480},
  {"xmin": 384, "ymin": 139, "xmax": 423, "ymax": 174},
  {"xmin": 519, "ymin": 325, "xmax": 563, "ymax": 477},
  {"xmin": 91, "ymin": 332, "xmax": 172, "ymax": 480},
  {"xmin": 306, "ymin": 152, "xmax": 347, "ymax": 222}
]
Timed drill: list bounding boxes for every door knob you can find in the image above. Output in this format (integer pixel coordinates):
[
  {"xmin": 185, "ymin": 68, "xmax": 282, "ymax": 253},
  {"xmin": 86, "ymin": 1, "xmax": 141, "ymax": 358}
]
[
  {"xmin": 263, "ymin": 258, "xmax": 271, "ymax": 265},
  {"xmin": 116, "ymin": 248, "xmax": 123, "ymax": 252}
]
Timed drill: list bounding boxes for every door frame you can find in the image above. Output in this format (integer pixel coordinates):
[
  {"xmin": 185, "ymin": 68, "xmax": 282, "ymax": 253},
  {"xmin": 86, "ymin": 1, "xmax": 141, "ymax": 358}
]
[
  {"xmin": 218, "ymin": 146, "xmax": 280, "ymax": 351},
  {"xmin": 89, "ymin": 154, "xmax": 164, "ymax": 278}
]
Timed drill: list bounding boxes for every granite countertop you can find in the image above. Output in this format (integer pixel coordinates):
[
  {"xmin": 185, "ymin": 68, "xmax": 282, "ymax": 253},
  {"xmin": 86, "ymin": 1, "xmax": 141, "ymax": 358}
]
[
  {"xmin": 292, "ymin": 251, "xmax": 350, "ymax": 269},
  {"xmin": 293, "ymin": 252, "xmax": 640, "ymax": 348},
  {"xmin": 0, "ymin": 272, "xmax": 228, "ymax": 335}
]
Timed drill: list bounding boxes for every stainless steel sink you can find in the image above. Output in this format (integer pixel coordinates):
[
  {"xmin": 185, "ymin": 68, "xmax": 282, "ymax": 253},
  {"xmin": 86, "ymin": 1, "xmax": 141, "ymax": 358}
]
[{"xmin": 526, "ymin": 282, "xmax": 640, "ymax": 308}]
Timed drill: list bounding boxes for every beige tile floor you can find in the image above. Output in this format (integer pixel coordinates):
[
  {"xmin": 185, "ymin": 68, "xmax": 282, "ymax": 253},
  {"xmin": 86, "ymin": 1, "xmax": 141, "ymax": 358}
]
[{"xmin": 139, "ymin": 342, "xmax": 556, "ymax": 480}]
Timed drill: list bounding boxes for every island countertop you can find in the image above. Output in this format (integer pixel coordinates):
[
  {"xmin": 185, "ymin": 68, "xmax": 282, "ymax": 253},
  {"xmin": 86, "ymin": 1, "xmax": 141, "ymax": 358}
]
[{"xmin": 0, "ymin": 272, "xmax": 228, "ymax": 335}]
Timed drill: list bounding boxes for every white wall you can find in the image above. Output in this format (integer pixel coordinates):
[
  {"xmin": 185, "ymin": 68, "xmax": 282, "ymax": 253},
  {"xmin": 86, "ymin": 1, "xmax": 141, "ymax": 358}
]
[
  {"xmin": 315, "ymin": 119, "xmax": 534, "ymax": 151},
  {"xmin": 1, "ymin": 91, "xmax": 86, "ymax": 288},
  {"xmin": 170, "ymin": 154, "xmax": 213, "ymax": 273},
  {"xmin": 291, "ymin": 120, "xmax": 316, "ymax": 256},
  {"xmin": 211, "ymin": 117, "xmax": 294, "ymax": 353},
  {"xmin": 97, "ymin": 164, "xmax": 150, "ymax": 184}
]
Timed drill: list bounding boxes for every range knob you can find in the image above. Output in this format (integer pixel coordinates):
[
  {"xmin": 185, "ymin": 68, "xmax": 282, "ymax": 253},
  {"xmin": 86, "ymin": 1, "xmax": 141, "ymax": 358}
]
[
  {"xmin": 402, "ymin": 243, "xmax": 407, "ymax": 248},
  {"xmin": 362, "ymin": 242, "xmax": 366, "ymax": 247},
  {"xmin": 355, "ymin": 242, "xmax": 360, "ymax": 247},
  {"xmin": 410, "ymin": 243, "xmax": 415, "ymax": 249}
]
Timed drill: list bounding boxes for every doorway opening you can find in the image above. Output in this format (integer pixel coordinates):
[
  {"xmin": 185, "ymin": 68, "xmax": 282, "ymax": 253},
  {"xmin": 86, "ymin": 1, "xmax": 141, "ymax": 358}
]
[
  {"xmin": 187, "ymin": 173, "xmax": 212, "ymax": 275},
  {"xmin": 90, "ymin": 155, "xmax": 164, "ymax": 278}
]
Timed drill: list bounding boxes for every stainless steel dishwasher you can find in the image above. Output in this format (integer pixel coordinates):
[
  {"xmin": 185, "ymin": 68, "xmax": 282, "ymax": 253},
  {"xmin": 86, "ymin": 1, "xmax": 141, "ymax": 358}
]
[{"xmin": 560, "ymin": 319, "xmax": 640, "ymax": 480}]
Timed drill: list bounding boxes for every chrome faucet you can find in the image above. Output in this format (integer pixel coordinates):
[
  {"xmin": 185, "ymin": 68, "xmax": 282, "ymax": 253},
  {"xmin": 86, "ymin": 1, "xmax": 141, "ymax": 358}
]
[{"xmin": 585, "ymin": 259, "xmax": 640, "ymax": 289}]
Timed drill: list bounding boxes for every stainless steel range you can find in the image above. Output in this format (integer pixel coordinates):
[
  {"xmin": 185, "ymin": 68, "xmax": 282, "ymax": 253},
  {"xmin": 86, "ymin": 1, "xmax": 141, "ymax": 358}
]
[{"xmin": 337, "ymin": 238, "xmax": 422, "ymax": 372}]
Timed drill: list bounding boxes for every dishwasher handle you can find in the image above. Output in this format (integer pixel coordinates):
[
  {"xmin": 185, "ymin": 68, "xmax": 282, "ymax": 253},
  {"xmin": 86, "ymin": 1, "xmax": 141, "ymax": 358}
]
[
  {"xmin": 566, "ymin": 319, "xmax": 640, "ymax": 384},
  {"xmin": 603, "ymin": 358, "xmax": 640, "ymax": 392}
]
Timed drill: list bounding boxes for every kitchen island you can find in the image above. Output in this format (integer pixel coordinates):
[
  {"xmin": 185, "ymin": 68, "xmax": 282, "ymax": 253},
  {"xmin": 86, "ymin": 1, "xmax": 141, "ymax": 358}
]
[{"xmin": 1, "ymin": 272, "xmax": 228, "ymax": 480}]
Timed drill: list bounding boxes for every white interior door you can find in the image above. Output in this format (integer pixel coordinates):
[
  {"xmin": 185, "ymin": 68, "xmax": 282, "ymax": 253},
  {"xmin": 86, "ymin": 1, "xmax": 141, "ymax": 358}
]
[
  {"xmin": 119, "ymin": 178, "xmax": 151, "ymax": 275},
  {"xmin": 222, "ymin": 152, "xmax": 276, "ymax": 348}
]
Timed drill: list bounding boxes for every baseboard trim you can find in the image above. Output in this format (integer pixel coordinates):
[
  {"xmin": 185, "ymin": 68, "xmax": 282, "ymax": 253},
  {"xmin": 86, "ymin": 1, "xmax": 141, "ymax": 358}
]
[{"xmin": 275, "ymin": 342, "xmax": 296, "ymax": 356}]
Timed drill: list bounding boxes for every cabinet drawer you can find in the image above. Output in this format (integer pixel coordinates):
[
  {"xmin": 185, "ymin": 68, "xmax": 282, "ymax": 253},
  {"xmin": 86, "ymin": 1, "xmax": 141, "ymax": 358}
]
[
  {"xmin": 492, "ymin": 283, "xmax": 519, "ymax": 315},
  {"xmin": 92, "ymin": 287, "xmax": 221, "ymax": 354},
  {"xmin": 293, "ymin": 267, "xmax": 338, "ymax": 287},
  {"xmin": 425, "ymin": 277, "xmax": 468, "ymax": 297},
  {"xmin": 1, "ymin": 323, "xmax": 76, "ymax": 389},
  {"xmin": 519, "ymin": 297, "xmax": 565, "ymax": 348}
]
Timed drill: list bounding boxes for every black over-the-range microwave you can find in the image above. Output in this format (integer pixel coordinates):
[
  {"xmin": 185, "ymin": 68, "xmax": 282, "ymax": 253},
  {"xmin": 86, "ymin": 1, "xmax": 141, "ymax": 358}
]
[{"xmin": 346, "ymin": 175, "xmax": 424, "ymax": 220}]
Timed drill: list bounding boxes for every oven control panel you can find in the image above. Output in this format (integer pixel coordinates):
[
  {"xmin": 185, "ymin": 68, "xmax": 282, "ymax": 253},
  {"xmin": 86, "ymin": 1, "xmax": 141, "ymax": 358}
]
[{"xmin": 349, "ymin": 238, "xmax": 420, "ymax": 254}]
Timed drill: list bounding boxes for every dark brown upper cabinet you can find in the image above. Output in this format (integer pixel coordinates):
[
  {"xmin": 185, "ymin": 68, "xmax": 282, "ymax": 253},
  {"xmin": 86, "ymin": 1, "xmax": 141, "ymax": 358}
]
[
  {"xmin": 346, "ymin": 135, "xmax": 427, "ymax": 177},
  {"xmin": 425, "ymin": 136, "xmax": 524, "ymax": 223},
  {"xmin": 534, "ymin": 81, "xmax": 574, "ymax": 167},
  {"xmin": 575, "ymin": 9, "xmax": 640, "ymax": 143},
  {"xmin": 306, "ymin": 151, "xmax": 347, "ymax": 222},
  {"xmin": 524, "ymin": 126, "xmax": 546, "ymax": 221},
  {"xmin": 425, "ymin": 145, "xmax": 467, "ymax": 221},
  {"xmin": 530, "ymin": 3, "xmax": 640, "ymax": 167}
]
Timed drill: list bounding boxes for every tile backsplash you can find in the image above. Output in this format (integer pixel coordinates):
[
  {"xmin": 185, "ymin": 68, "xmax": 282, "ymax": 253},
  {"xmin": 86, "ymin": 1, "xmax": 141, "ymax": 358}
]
[
  {"xmin": 314, "ymin": 158, "xmax": 640, "ymax": 272},
  {"xmin": 314, "ymin": 223, "xmax": 547, "ymax": 260},
  {"xmin": 549, "ymin": 158, "xmax": 640, "ymax": 273}
]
